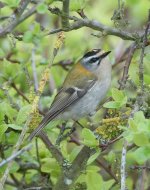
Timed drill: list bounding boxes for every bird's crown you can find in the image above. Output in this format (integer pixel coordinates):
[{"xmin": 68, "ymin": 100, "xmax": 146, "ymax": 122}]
[{"xmin": 81, "ymin": 49, "xmax": 111, "ymax": 71}]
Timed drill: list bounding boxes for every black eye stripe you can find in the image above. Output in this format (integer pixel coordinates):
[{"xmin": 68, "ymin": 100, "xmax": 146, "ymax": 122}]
[{"xmin": 89, "ymin": 57, "xmax": 100, "ymax": 63}]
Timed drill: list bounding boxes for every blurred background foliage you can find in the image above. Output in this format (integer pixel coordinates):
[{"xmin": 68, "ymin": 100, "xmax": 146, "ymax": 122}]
[{"xmin": 0, "ymin": 0, "xmax": 150, "ymax": 190}]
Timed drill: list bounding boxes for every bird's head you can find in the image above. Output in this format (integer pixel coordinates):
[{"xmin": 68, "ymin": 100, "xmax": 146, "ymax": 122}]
[{"xmin": 81, "ymin": 49, "xmax": 111, "ymax": 71}]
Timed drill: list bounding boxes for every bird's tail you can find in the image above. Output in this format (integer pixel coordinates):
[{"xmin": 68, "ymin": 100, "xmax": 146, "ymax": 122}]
[{"xmin": 28, "ymin": 110, "xmax": 60, "ymax": 141}]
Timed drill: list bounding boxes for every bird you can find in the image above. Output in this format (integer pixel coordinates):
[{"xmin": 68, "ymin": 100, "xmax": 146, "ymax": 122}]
[{"xmin": 28, "ymin": 49, "xmax": 112, "ymax": 140}]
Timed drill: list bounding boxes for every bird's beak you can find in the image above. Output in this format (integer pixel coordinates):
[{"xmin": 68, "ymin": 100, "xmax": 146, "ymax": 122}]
[{"xmin": 100, "ymin": 51, "xmax": 111, "ymax": 59}]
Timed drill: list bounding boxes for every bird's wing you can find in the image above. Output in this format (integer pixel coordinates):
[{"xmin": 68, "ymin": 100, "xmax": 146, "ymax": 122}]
[{"xmin": 28, "ymin": 77, "xmax": 97, "ymax": 140}]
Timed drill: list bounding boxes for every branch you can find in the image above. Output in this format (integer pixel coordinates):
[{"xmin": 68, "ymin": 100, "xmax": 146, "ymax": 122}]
[
  {"xmin": 48, "ymin": 17, "xmax": 137, "ymax": 41},
  {"xmin": 0, "ymin": 33, "xmax": 65, "ymax": 187},
  {"xmin": 53, "ymin": 134, "xmax": 122, "ymax": 190},
  {"xmin": 0, "ymin": 144, "xmax": 32, "ymax": 168},
  {"xmin": 38, "ymin": 131, "xmax": 64, "ymax": 166},
  {"xmin": 119, "ymin": 43, "xmax": 137, "ymax": 90},
  {"xmin": 139, "ymin": 9, "xmax": 150, "ymax": 95},
  {"xmin": 96, "ymin": 159, "xmax": 119, "ymax": 183},
  {"xmin": 14, "ymin": 0, "xmax": 31, "ymax": 17},
  {"xmin": 0, "ymin": 5, "xmax": 36, "ymax": 37},
  {"xmin": 61, "ymin": 0, "xmax": 70, "ymax": 28},
  {"xmin": 47, "ymin": 7, "xmax": 150, "ymax": 41},
  {"xmin": 121, "ymin": 10, "xmax": 150, "ymax": 190},
  {"xmin": 31, "ymin": 48, "xmax": 38, "ymax": 93},
  {"xmin": 11, "ymin": 82, "xmax": 30, "ymax": 103},
  {"xmin": 53, "ymin": 146, "xmax": 92, "ymax": 190}
]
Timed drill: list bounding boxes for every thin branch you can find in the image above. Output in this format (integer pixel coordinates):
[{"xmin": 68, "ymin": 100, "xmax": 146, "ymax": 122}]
[
  {"xmin": 53, "ymin": 134, "xmax": 122, "ymax": 190},
  {"xmin": 47, "ymin": 7, "xmax": 150, "ymax": 41},
  {"xmin": 130, "ymin": 165, "xmax": 150, "ymax": 170},
  {"xmin": 31, "ymin": 48, "xmax": 38, "ymax": 93},
  {"xmin": 14, "ymin": 0, "xmax": 31, "ymax": 17},
  {"xmin": 120, "ymin": 11, "xmax": 150, "ymax": 190},
  {"xmin": 119, "ymin": 43, "xmax": 137, "ymax": 90},
  {"xmin": 0, "ymin": 5, "xmax": 36, "ymax": 37},
  {"xmin": 0, "ymin": 144, "xmax": 32, "ymax": 168},
  {"xmin": 96, "ymin": 159, "xmax": 119, "ymax": 183},
  {"xmin": 120, "ymin": 140, "xmax": 128, "ymax": 190},
  {"xmin": 38, "ymin": 131, "xmax": 64, "ymax": 166},
  {"xmin": 0, "ymin": 32, "xmax": 63, "ymax": 185},
  {"xmin": 48, "ymin": 17, "xmax": 137, "ymax": 41},
  {"xmin": 53, "ymin": 145, "xmax": 92, "ymax": 190},
  {"xmin": 62, "ymin": 0, "xmax": 70, "ymax": 28},
  {"xmin": 139, "ymin": 9, "xmax": 150, "ymax": 95},
  {"xmin": 35, "ymin": 139, "xmax": 41, "ymax": 171},
  {"xmin": 11, "ymin": 82, "xmax": 30, "ymax": 103}
]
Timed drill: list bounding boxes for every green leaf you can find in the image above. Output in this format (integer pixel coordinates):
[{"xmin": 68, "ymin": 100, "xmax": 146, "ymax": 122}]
[
  {"xmin": 23, "ymin": 31, "xmax": 33, "ymax": 43},
  {"xmin": 41, "ymin": 158, "xmax": 60, "ymax": 173},
  {"xmin": 41, "ymin": 158, "xmax": 60, "ymax": 184},
  {"xmin": 144, "ymin": 74, "xmax": 150, "ymax": 85},
  {"xmin": 133, "ymin": 146, "xmax": 150, "ymax": 164},
  {"xmin": 16, "ymin": 105, "xmax": 32, "ymax": 125},
  {"xmin": 0, "ymin": 111, "xmax": 4, "ymax": 123},
  {"xmin": 7, "ymin": 124, "xmax": 22, "ymax": 131},
  {"xmin": 103, "ymin": 101, "xmax": 122, "ymax": 109},
  {"xmin": 87, "ymin": 149, "xmax": 101, "ymax": 165},
  {"xmin": 134, "ymin": 111, "xmax": 145, "ymax": 123},
  {"xmin": 81, "ymin": 128, "xmax": 98, "ymax": 147},
  {"xmin": 69, "ymin": 146, "xmax": 82, "ymax": 162},
  {"xmin": 70, "ymin": 0, "xmax": 86, "ymax": 11},
  {"xmin": 0, "ymin": 124, "xmax": 8, "ymax": 141},
  {"xmin": 7, "ymin": 131, "xmax": 19, "ymax": 144},
  {"xmin": 104, "ymin": 151, "xmax": 116, "ymax": 163},
  {"xmin": 0, "ymin": 102, "xmax": 17, "ymax": 122},
  {"xmin": 37, "ymin": 3, "xmax": 48, "ymax": 14},
  {"xmin": 133, "ymin": 133, "xmax": 149, "ymax": 146},
  {"xmin": 104, "ymin": 88, "xmax": 127, "ymax": 109},
  {"xmin": 112, "ymin": 88, "xmax": 125, "ymax": 102},
  {"xmin": 1, "ymin": 0, "xmax": 20, "ymax": 8},
  {"xmin": 10, "ymin": 161, "xmax": 20, "ymax": 173},
  {"xmin": 86, "ymin": 169, "xmax": 103, "ymax": 190},
  {"xmin": 103, "ymin": 179, "xmax": 115, "ymax": 190},
  {"xmin": 129, "ymin": 119, "xmax": 137, "ymax": 132}
]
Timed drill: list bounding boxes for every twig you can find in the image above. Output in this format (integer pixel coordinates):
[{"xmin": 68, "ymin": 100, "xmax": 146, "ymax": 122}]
[
  {"xmin": 96, "ymin": 159, "xmax": 119, "ymax": 183},
  {"xmin": 130, "ymin": 165, "xmax": 150, "ymax": 170},
  {"xmin": 11, "ymin": 82, "xmax": 30, "ymax": 103},
  {"xmin": 53, "ymin": 145, "xmax": 92, "ymax": 190},
  {"xmin": 119, "ymin": 43, "xmax": 137, "ymax": 90},
  {"xmin": 5, "ymin": 180, "xmax": 16, "ymax": 187},
  {"xmin": 0, "ymin": 144, "xmax": 32, "ymax": 168},
  {"xmin": 120, "ymin": 10, "xmax": 150, "ymax": 190},
  {"xmin": 0, "ymin": 0, "xmax": 31, "ymax": 37},
  {"xmin": 48, "ymin": 7, "xmax": 150, "ymax": 41},
  {"xmin": 10, "ymin": 174, "xmax": 20, "ymax": 186},
  {"xmin": 14, "ymin": 0, "xmax": 31, "ymax": 17},
  {"xmin": 0, "ymin": 5, "xmax": 36, "ymax": 37},
  {"xmin": 31, "ymin": 48, "xmax": 38, "ymax": 93},
  {"xmin": 48, "ymin": 17, "xmax": 136, "ymax": 41},
  {"xmin": 53, "ymin": 134, "xmax": 122, "ymax": 190},
  {"xmin": 139, "ymin": 9, "xmax": 150, "ymax": 96},
  {"xmin": 120, "ymin": 140, "xmax": 128, "ymax": 190},
  {"xmin": 62, "ymin": 0, "xmax": 70, "ymax": 28},
  {"xmin": 35, "ymin": 139, "xmax": 41, "ymax": 171},
  {"xmin": 120, "ymin": 96, "xmax": 140, "ymax": 190},
  {"xmin": 38, "ymin": 131, "xmax": 64, "ymax": 166},
  {"xmin": 0, "ymin": 32, "xmax": 62, "ymax": 186}
]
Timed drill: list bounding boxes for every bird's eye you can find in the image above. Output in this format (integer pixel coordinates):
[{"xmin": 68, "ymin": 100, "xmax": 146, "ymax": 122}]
[{"xmin": 89, "ymin": 57, "xmax": 99, "ymax": 63}]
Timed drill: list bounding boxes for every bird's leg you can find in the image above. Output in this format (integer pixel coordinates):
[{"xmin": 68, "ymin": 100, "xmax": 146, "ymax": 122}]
[
  {"xmin": 75, "ymin": 120, "xmax": 84, "ymax": 128},
  {"xmin": 56, "ymin": 122, "xmax": 76, "ymax": 145}
]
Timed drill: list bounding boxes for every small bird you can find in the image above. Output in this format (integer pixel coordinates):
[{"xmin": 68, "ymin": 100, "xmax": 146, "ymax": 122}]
[{"xmin": 29, "ymin": 49, "xmax": 112, "ymax": 140}]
